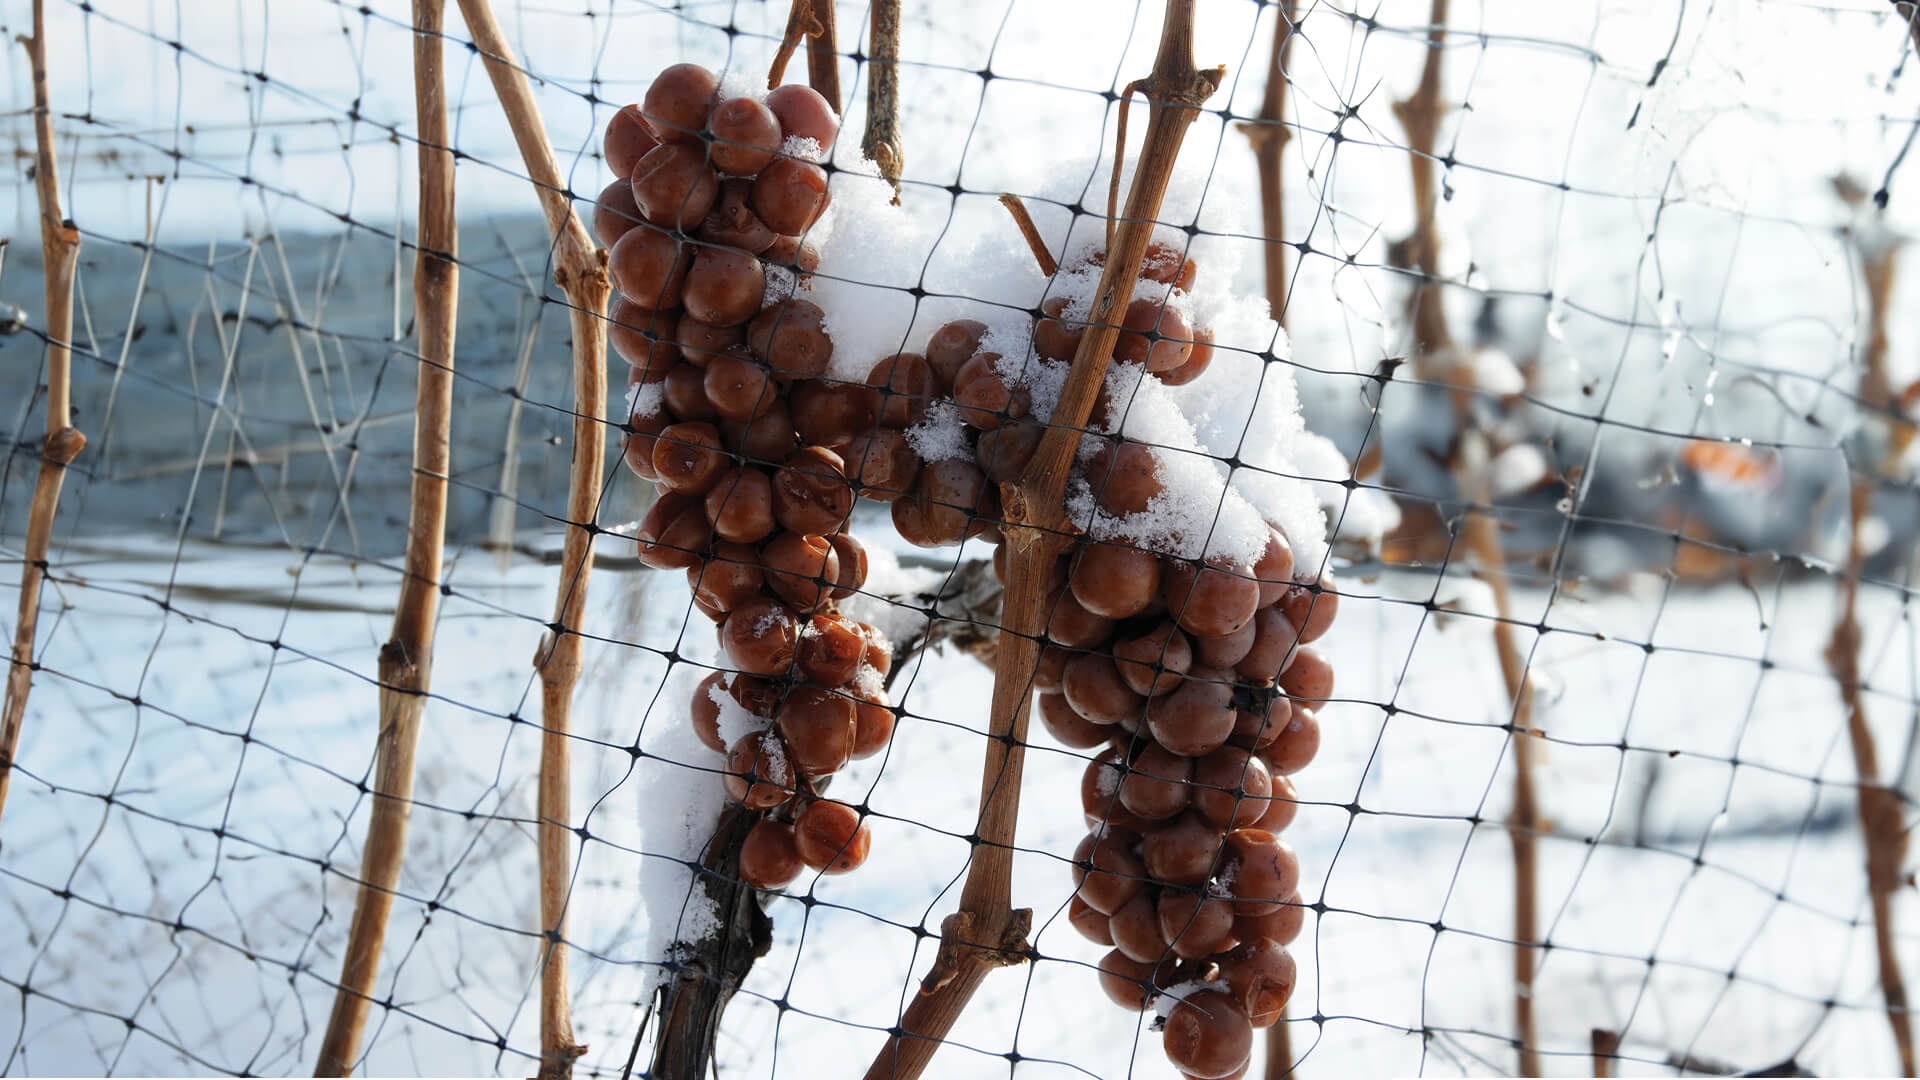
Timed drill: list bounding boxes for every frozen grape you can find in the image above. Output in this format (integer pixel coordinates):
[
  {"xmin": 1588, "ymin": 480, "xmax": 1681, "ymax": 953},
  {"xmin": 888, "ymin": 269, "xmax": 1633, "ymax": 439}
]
[
  {"xmin": 849, "ymin": 682, "xmax": 894, "ymax": 758},
  {"xmin": 653, "ymin": 421, "xmax": 729, "ymax": 495},
  {"xmin": 689, "ymin": 540, "xmax": 764, "ymax": 614},
  {"xmin": 1277, "ymin": 647, "xmax": 1333, "ymax": 705},
  {"xmin": 699, "ymin": 178, "xmax": 778, "ymax": 254},
  {"xmin": 766, "ymin": 83, "xmax": 839, "ymax": 146},
  {"xmin": 681, "ymin": 247, "xmax": 766, "ymax": 327},
  {"xmin": 1162, "ymin": 990, "xmax": 1253, "ymax": 1080},
  {"xmin": 760, "ymin": 531, "xmax": 838, "ymax": 613},
  {"xmin": 1036, "ymin": 692, "xmax": 1109, "ymax": 750},
  {"xmin": 1146, "ymin": 668, "xmax": 1236, "ymax": 757},
  {"xmin": 729, "ymin": 675, "xmax": 781, "ymax": 716},
  {"xmin": 1107, "ymin": 891, "xmax": 1166, "ymax": 963},
  {"xmin": 1034, "ymin": 645, "xmax": 1069, "ymax": 691},
  {"xmin": 775, "ymin": 686, "xmax": 856, "ymax": 776},
  {"xmin": 842, "ymin": 427, "xmax": 921, "ymax": 502},
  {"xmin": 739, "ymin": 818, "xmax": 804, "ymax": 889},
  {"xmin": 707, "ymin": 96, "xmax": 781, "ymax": 176},
  {"xmin": 1252, "ymin": 774, "xmax": 1298, "ymax": 833},
  {"xmin": 1061, "ymin": 653, "xmax": 1144, "ymax": 727},
  {"xmin": 1233, "ymin": 889, "xmax": 1305, "ymax": 946},
  {"xmin": 1218, "ymin": 938, "xmax": 1295, "ymax": 1027},
  {"xmin": 704, "ymin": 467, "xmax": 775, "ymax": 543},
  {"xmin": 703, "ymin": 350, "xmax": 776, "ymax": 422},
  {"xmin": 1119, "ymin": 742, "xmax": 1194, "ymax": 821},
  {"xmin": 789, "ymin": 379, "xmax": 881, "ymax": 450},
  {"xmin": 630, "ymin": 143, "xmax": 718, "ymax": 229},
  {"xmin": 752, "ymin": 158, "xmax": 830, "ymax": 235},
  {"xmin": 867, "ymin": 352, "xmax": 938, "ymax": 427},
  {"xmin": 1046, "ymin": 588, "xmax": 1115, "ymax": 650},
  {"xmin": 772, "ymin": 445, "xmax": 855, "ymax": 535},
  {"xmin": 1157, "ymin": 326, "xmax": 1214, "ymax": 386},
  {"xmin": 1191, "ymin": 618, "xmax": 1257, "ymax": 670},
  {"xmin": 1069, "ymin": 542, "xmax": 1161, "ymax": 619},
  {"xmin": 721, "ymin": 598, "xmax": 799, "ymax": 675},
  {"xmin": 925, "ymin": 318, "xmax": 986, "ymax": 388},
  {"xmin": 1139, "ymin": 241, "xmax": 1199, "ymax": 291},
  {"xmin": 1070, "ymin": 894, "xmax": 1117, "ymax": 946},
  {"xmin": 1033, "ymin": 295, "xmax": 1084, "ymax": 364},
  {"xmin": 1163, "ymin": 559, "xmax": 1260, "ymax": 639},
  {"xmin": 762, "ymin": 233, "xmax": 821, "ymax": 274},
  {"xmin": 952, "ymin": 352, "xmax": 1017, "ymax": 429},
  {"xmin": 1141, "ymin": 812, "xmax": 1227, "ymax": 887},
  {"xmin": 1235, "ymin": 606, "xmax": 1301, "ymax": 683},
  {"xmin": 794, "ymin": 798, "xmax": 871, "ymax": 873},
  {"xmin": 690, "ymin": 670, "xmax": 728, "ymax": 753},
  {"xmin": 636, "ymin": 493, "xmax": 711, "ymax": 570},
  {"xmin": 609, "ymin": 298, "xmax": 677, "ymax": 379},
  {"xmin": 1112, "ymin": 621, "xmax": 1192, "ymax": 698},
  {"xmin": 828, "ymin": 533, "xmax": 867, "ymax": 598},
  {"xmin": 1157, "ymin": 891, "xmax": 1236, "ymax": 958},
  {"xmin": 1072, "ymin": 827, "xmax": 1147, "ymax": 914},
  {"xmin": 797, "ymin": 612, "xmax": 866, "ymax": 687},
  {"xmin": 676, "ymin": 315, "xmax": 743, "ymax": 367},
  {"xmin": 902, "ymin": 459, "xmax": 996, "ymax": 546},
  {"xmin": 723, "ymin": 730, "xmax": 796, "ymax": 810},
  {"xmin": 1191, "ymin": 746, "xmax": 1273, "ymax": 830},
  {"xmin": 663, "ymin": 362, "xmax": 719, "ymax": 421},
  {"xmin": 746, "ymin": 299, "xmax": 832, "ymax": 379},
  {"xmin": 609, "ymin": 225, "xmax": 690, "ymax": 309},
  {"xmin": 642, "ymin": 63, "xmax": 719, "ymax": 144},
  {"xmin": 974, "ymin": 420, "xmax": 1043, "ymax": 484},
  {"xmin": 1084, "ymin": 441, "xmax": 1163, "ymax": 516},
  {"xmin": 720, "ymin": 400, "xmax": 797, "ymax": 465},
  {"xmin": 1112, "ymin": 296, "xmax": 1193, "ymax": 372},
  {"xmin": 603, "ymin": 103, "xmax": 659, "ymax": 177},
  {"xmin": 1262, "ymin": 708, "xmax": 1320, "ymax": 775},
  {"xmin": 1252, "ymin": 527, "xmax": 1295, "ymax": 607},
  {"xmin": 1281, "ymin": 577, "xmax": 1339, "ymax": 643},
  {"xmin": 1221, "ymin": 829, "xmax": 1299, "ymax": 916},
  {"xmin": 863, "ymin": 626, "xmax": 893, "ymax": 677},
  {"xmin": 592, "ymin": 176, "xmax": 643, "ymax": 247},
  {"xmin": 1096, "ymin": 949, "xmax": 1160, "ymax": 1011}
]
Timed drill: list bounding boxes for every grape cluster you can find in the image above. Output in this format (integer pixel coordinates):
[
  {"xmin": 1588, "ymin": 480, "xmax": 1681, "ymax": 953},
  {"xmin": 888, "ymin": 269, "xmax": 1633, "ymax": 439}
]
[{"xmin": 606, "ymin": 65, "xmax": 889, "ymax": 889}]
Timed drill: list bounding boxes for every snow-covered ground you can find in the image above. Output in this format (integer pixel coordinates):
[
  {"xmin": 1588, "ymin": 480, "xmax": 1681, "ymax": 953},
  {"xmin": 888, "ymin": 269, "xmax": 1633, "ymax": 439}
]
[{"xmin": 2, "ymin": 529, "xmax": 1915, "ymax": 1077}]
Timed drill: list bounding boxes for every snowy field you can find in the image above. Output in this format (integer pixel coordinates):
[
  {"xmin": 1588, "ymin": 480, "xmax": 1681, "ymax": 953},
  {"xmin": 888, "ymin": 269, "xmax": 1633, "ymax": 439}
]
[{"xmin": 2, "ymin": 529, "xmax": 1917, "ymax": 1077}]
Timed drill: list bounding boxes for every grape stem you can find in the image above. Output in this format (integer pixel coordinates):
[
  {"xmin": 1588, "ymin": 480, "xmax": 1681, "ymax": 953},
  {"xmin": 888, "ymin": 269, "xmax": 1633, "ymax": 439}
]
[
  {"xmin": 453, "ymin": 1, "xmax": 614, "ymax": 1077},
  {"xmin": 315, "ymin": 2, "xmax": 457, "ymax": 1073},
  {"xmin": 863, "ymin": 0, "xmax": 905, "ymax": 198},
  {"xmin": 858, "ymin": 3, "xmax": 1223, "ymax": 1077},
  {"xmin": 998, "ymin": 193, "xmax": 1059, "ymax": 277},
  {"xmin": 0, "ymin": 0, "xmax": 84, "ymax": 836}
]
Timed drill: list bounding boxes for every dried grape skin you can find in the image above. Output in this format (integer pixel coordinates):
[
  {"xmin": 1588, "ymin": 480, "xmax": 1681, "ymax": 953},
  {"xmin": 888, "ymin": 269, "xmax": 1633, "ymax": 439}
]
[
  {"xmin": 707, "ymin": 96, "xmax": 782, "ymax": 176},
  {"xmin": 636, "ymin": 494, "xmax": 711, "ymax": 570},
  {"xmin": 703, "ymin": 351, "xmax": 776, "ymax": 423},
  {"xmin": 690, "ymin": 671, "xmax": 728, "ymax": 753},
  {"xmin": 766, "ymin": 84, "xmax": 839, "ymax": 146},
  {"xmin": 1157, "ymin": 890, "xmax": 1237, "ymax": 958},
  {"xmin": 788, "ymin": 379, "xmax": 881, "ymax": 450},
  {"xmin": 1072, "ymin": 827, "xmax": 1147, "ymax": 914},
  {"xmin": 1118, "ymin": 742, "xmax": 1194, "ymax": 821},
  {"xmin": 951, "ymin": 352, "xmax": 1017, "ymax": 430},
  {"xmin": 662, "ymin": 362, "xmax": 719, "ymax": 422},
  {"xmin": 592, "ymin": 176, "xmax": 643, "ymax": 248},
  {"xmin": 1163, "ymin": 559, "xmax": 1261, "ymax": 640},
  {"xmin": 1162, "ymin": 990, "xmax": 1253, "ymax": 1080},
  {"xmin": 866, "ymin": 352, "xmax": 939, "ymax": 427},
  {"xmin": 609, "ymin": 226, "xmax": 690, "ymax": 310},
  {"xmin": 1277, "ymin": 646, "xmax": 1334, "ymax": 706},
  {"xmin": 704, "ymin": 467, "xmax": 775, "ymax": 544},
  {"xmin": 738, "ymin": 818, "xmax": 804, "ymax": 890},
  {"xmin": 1140, "ymin": 811, "xmax": 1227, "ymax": 887},
  {"xmin": 1084, "ymin": 440, "xmax": 1163, "ymax": 517},
  {"xmin": 759, "ymin": 531, "xmax": 839, "ymax": 613},
  {"xmin": 641, "ymin": 63, "xmax": 720, "ymax": 144},
  {"xmin": 752, "ymin": 158, "xmax": 831, "ymax": 235},
  {"xmin": 974, "ymin": 420, "xmax": 1043, "ymax": 484},
  {"xmin": 630, "ymin": 143, "xmax": 719, "ymax": 230},
  {"xmin": 1070, "ymin": 894, "xmax": 1117, "ymax": 946},
  {"xmin": 925, "ymin": 318, "xmax": 986, "ymax": 388},
  {"xmin": 1061, "ymin": 653, "xmax": 1145, "ymax": 727},
  {"xmin": 1146, "ymin": 668, "xmax": 1237, "ymax": 757},
  {"xmin": 1113, "ymin": 622, "xmax": 1192, "ymax": 698},
  {"xmin": 1036, "ymin": 692, "xmax": 1110, "ymax": 750},
  {"xmin": 681, "ymin": 247, "xmax": 766, "ymax": 328},
  {"xmin": 652, "ymin": 421, "xmax": 729, "ymax": 496},
  {"xmin": 1222, "ymin": 829, "xmax": 1300, "ymax": 917},
  {"xmin": 1281, "ymin": 577, "xmax": 1340, "ymax": 643},
  {"xmin": 772, "ymin": 445, "xmax": 856, "ymax": 536},
  {"xmin": 775, "ymin": 686, "xmax": 856, "ymax": 777},
  {"xmin": 1069, "ymin": 542, "xmax": 1161, "ymax": 620},
  {"xmin": 698, "ymin": 178, "xmax": 778, "ymax": 255},
  {"xmin": 827, "ymin": 533, "xmax": 868, "ymax": 599},
  {"xmin": 842, "ymin": 428, "xmax": 921, "ymax": 502},
  {"xmin": 1218, "ymin": 938, "xmax": 1297, "ymax": 1027},
  {"xmin": 723, "ymin": 730, "xmax": 796, "ymax": 810},
  {"xmin": 603, "ymin": 103, "xmax": 658, "ymax": 177},
  {"xmin": 721, "ymin": 599, "xmax": 799, "ymax": 676},
  {"xmin": 1190, "ymin": 746, "xmax": 1274, "ymax": 830},
  {"xmin": 797, "ymin": 612, "xmax": 866, "ymax": 687},
  {"xmin": 688, "ymin": 541, "xmax": 763, "ymax": 614},
  {"xmin": 793, "ymin": 799, "xmax": 871, "ymax": 873}
]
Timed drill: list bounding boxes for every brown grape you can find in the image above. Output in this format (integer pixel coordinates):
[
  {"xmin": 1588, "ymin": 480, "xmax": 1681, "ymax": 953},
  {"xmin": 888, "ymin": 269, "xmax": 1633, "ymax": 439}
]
[
  {"xmin": 624, "ymin": 410, "xmax": 670, "ymax": 480},
  {"xmin": 1034, "ymin": 645, "xmax": 1069, "ymax": 692},
  {"xmin": 1142, "ymin": 811, "xmax": 1229, "ymax": 885},
  {"xmin": 1281, "ymin": 577, "xmax": 1339, "ymax": 643},
  {"xmin": 723, "ymin": 730, "xmax": 795, "ymax": 809},
  {"xmin": 642, "ymin": 63, "xmax": 719, "ymax": 144},
  {"xmin": 828, "ymin": 533, "xmax": 867, "ymax": 598},
  {"xmin": 1252, "ymin": 775, "xmax": 1298, "ymax": 833},
  {"xmin": 689, "ymin": 540, "xmax": 763, "ymax": 614},
  {"xmin": 593, "ymin": 176, "xmax": 643, "ymax": 247},
  {"xmin": 1061, "ymin": 653, "xmax": 1144, "ymax": 727},
  {"xmin": 1218, "ymin": 938, "xmax": 1295, "ymax": 1027},
  {"xmin": 863, "ymin": 626, "xmax": 894, "ymax": 677},
  {"xmin": 707, "ymin": 96, "xmax": 781, "ymax": 175},
  {"xmin": 925, "ymin": 318, "xmax": 986, "ymax": 388},
  {"xmin": 1140, "ymin": 241, "xmax": 1199, "ymax": 291},
  {"xmin": 1084, "ymin": 441, "xmax": 1163, "ymax": 516},
  {"xmin": 652, "ymin": 421, "xmax": 729, "ymax": 495},
  {"xmin": 902, "ymin": 459, "xmax": 995, "ymax": 546},
  {"xmin": 609, "ymin": 298, "xmax": 677, "ymax": 379},
  {"xmin": 703, "ymin": 350, "xmax": 776, "ymax": 422},
  {"xmin": 1233, "ymin": 889, "xmax": 1305, "ymax": 946},
  {"xmin": 1235, "ymin": 606, "xmax": 1301, "ymax": 683},
  {"xmin": 794, "ymin": 799, "xmax": 871, "ymax": 873},
  {"xmin": 796, "ymin": 612, "xmax": 865, "ymax": 687},
  {"xmin": 1033, "ymin": 295, "xmax": 1084, "ymax": 363},
  {"xmin": 867, "ymin": 352, "xmax": 938, "ymax": 427},
  {"xmin": 1191, "ymin": 618, "xmax": 1257, "ymax": 670},
  {"xmin": 1221, "ymin": 829, "xmax": 1299, "ymax": 916},
  {"xmin": 1162, "ymin": 990, "xmax": 1253, "ymax": 1080},
  {"xmin": 1277, "ymin": 647, "xmax": 1333, "ymax": 705},
  {"xmin": 609, "ymin": 226, "xmax": 690, "ymax": 309},
  {"xmin": 775, "ymin": 686, "xmax": 856, "ymax": 776},
  {"xmin": 1072, "ymin": 827, "xmax": 1147, "ymax": 914},
  {"xmin": 760, "ymin": 531, "xmax": 838, "ymax": 613},
  {"xmin": 729, "ymin": 675, "xmax": 781, "ymax": 716},
  {"xmin": 1252, "ymin": 527, "xmax": 1295, "ymax": 607},
  {"xmin": 1046, "ymin": 588, "xmax": 1115, "ymax": 650},
  {"xmin": 1081, "ymin": 748, "xmax": 1141, "ymax": 827},
  {"xmin": 1069, "ymin": 894, "xmax": 1117, "ymax": 946},
  {"xmin": 849, "ymin": 684, "xmax": 895, "ymax": 759},
  {"xmin": 676, "ymin": 316, "xmax": 743, "ymax": 367},
  {"xmin": 1147, "ymin": 668, "xmax": 1237, "ymax": 757},
  {"xmin": 1107, "ymin": 891, "xmax": 1166, "ymax": 963},
  {"xmin": 842, "ymin": 428, "xmax": 921, "ymax": 502},
  {"xmin": 788, "ymin": 379, "xmax": 881, "ymax": 449},
  {"xmin": 1113, "ymin": 296, "xmax": 1194, "ymax": 372},
  {"xmin": 1163, "ymin": 559, "xmax": 1260, "ymax": 639},
  {"xmin": 1113, "ymin": 622, "xmax": 1192, "ymax": 698},
  {"xmin": 1119, "ymin": 742, "xmax": 1194, "ymax": 821},
  {"xmin": 636, "ymin": 493, "xmax": 710, "ymax": 570},
  {"xmin": 1157, "ymin": 891, "xmax": 1237, "ymax": 958},
  {"xmin": 663, "ymin": 362, "xmax": 718, "ymax": 421},
  {"xmin": 772, "ymin": 445, "xmax": 855, "ymax": 535},
  {"xmin": 721, "ymin": 598, "xmax": 799, "ymax": 675},
  {"xmin": 690, "ymin": 670, "xmax": 728, "ymax": 753},
  {"xmin": 766, "ymin": 83, "xmax": 839, "ymax": 146},
  {"xmin": 630, "ymin": 143, "xmax": 718, "ymax": 229},
  {"xmin": 1191, "ymin": 746, "xmax": 1273, "ymax": 830},
  {"xmin": 762, "ymin": 234, "xmax": 821, "ymax": 274},
  {"xmin": 1069, "ymin": 542, "xmax": 1161, "ymax": 619},
  {"xmin": 1036, "ymin": 692, "xmax": 1109, "ymax": 750},
  {"xmin": 752, "ymin": 158, "xmax": 830, "ymax": 235},
  {"xmin": 1096, "ymin": 949, "xmax": 1160, "ymax": 1011},
  {"xmin": 738, "ymin": 818, "xmax": 804, "ymax": 889},
  {"xmin": 1262, "ymin": 708, "xmax": 1320, "ymax": 775},
  {"xmin": 974, "ymin": 420, "xmax": 1043, "ymax": 484},
  {"xmin": 704, "ymin": 466, "xmax": 776, "ymax": 543},
  {"xmin": 952, "ymin": 352, "xmax": 1016, "ymax": 429},
  {"xmin": 603, "ymin": 103, "xmax": 659, "ymax": 177},
  {"xmin": 681, "ymin": 247, "xmax": 766, "ymax": 327},
  {"xmin": 1158, "ymin": 326, "xmax": 1214, "ymax": 387},
  {"xmin": 698, "ymin": 178, "xmax": 778, "ymax": 254},
  {"xmin": 720, "ymin": 400, "xmax": 797, "ymax": 465}
]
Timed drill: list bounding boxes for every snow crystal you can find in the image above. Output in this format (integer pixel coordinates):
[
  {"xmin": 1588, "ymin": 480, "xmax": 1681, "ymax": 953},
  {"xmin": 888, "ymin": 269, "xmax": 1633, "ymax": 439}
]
[
  {"xmin": 1093, "ymin": 759, "xmax": 1119, "ymax": 796},
  {"xmin": 709, "ymin": 680, "xmax": 769, "ymax": 748},
  {"xmin": 808, "ymin": 163, "xmax": 932, "ymax": 381},
  {"xmin": 715, "ymin": 68, "xmax": 766, "ymax": 106},
  {"xmin": 1150, "ymin": 978, "xmax": 1220, "ymax": 1022},
  {"xmin": 763, "ymin": 263, "xmax": 797, "ymax": 306},
  {"xmin": 780, "ymin": 134, "xmax": 827, "ymax": 163},
  {"xmin": 1292, "ymin": 431, "xmax": 1401, "ymax": 557},
  {"xmin": 904, "ymin": 400, "xmax": 974, "ymax": 463},
  {"xmin": 1486, "ymin": 442, "xmax": 1550, "ymax": 499},
  {"xmin": 628, "ymin": 379, "xmax": 666, "ymax": 420},
  {"xmin": 852, "ymin": 663, "xmax": 885, "ymax": 699},
  {"xmin": 838, "ymin": 545, "xmax": 942, "ymax": 647}
]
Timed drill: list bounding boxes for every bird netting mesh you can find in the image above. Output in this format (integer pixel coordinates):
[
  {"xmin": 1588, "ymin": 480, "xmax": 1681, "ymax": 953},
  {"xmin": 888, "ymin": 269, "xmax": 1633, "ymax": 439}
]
[{"xmin": 3, "ymin": 0, "xmax": 1918, "ymax": 1077}]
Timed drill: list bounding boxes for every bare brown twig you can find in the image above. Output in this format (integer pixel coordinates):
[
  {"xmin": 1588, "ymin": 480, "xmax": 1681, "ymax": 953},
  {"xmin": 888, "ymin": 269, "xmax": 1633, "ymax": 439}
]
[
  {"xmin": 859, "ymin": 6, "xmax": 1223, "ymax": 1078},
  {"xmin": 807, "ymin": 0, "xmax": 842, "ymax": 111},
  {"xmin": 864, "ymin": 0, "xmax": 904, "ymax": 198},
  {"xmin": 451, "ymin": 0, "xmax": 613, "ymax": 1075},
  {"xmin": 0, "ymin": 0, "xmax": 84, "ymax": 837},
  {"xmin": 999, "ymin": 193, "xmax": 1058, "ymax": 276},
  {"xmin": 1243, "ymin": 0, "xmax": 1299, "ymax": 331},
  {"xmin": 314, "ymin": 2, "xmax": 456, "ymax": 1072}
]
